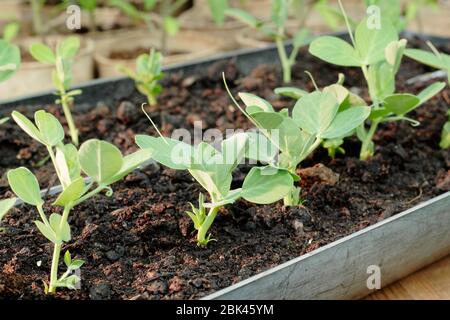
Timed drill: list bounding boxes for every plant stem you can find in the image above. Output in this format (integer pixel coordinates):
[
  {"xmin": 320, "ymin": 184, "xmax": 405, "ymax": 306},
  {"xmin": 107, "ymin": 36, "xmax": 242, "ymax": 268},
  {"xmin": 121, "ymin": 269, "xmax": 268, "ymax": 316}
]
[
  {"xmin": 73, "ymin": 185, "xmax": 104, "ymax": 207},
  {"xmin": 60, "ymin": 94, "xmax": 79, "ymax": 146},
  {"xmin": 31, "ymin": 0, "xmax": 44, "ymax": 36},
  {"xmin": 276, "ymin": 33, "xmax": 292, "ymax": 84},
  {"xmin": 48, "ymin": 206, "xmax": 72, "ymax": 293},
  {"xmin": 48, "ymin": 242, "xmax": 61, "ymax": 293},
  {"xmin": 46, "ymin": 146, "xmax": 64, "ymax": 187},
  {"xmin": 359, "ymin": 120, "xmax": 379, "ymax": 161},
  {"xmin": 197, "ymin": 206, "xmax": 219, "ymax": 246},
  {"xmin": 283, "ymin": 185, "xmax": 300, "ymax": 206}
]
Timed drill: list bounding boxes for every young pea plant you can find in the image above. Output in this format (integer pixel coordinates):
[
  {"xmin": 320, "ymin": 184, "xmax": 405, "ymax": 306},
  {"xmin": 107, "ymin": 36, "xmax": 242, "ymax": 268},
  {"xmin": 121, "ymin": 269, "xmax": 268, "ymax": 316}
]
[
  {"xmin": 136, "ymin": 115, "xmax": 292, "ymax": 246},
  {"xmin": 225, "ymin": 74, "xmax": 371, "ymax": 206},
  {"xmin": 119, "ymin": 49, "xmax": 164, "ymax": 106},
  {"xmin": 109, "ymin": 0, "xmax": 188, "ymax": 55},
  {"xmin": 226, "ymin": 0, "xmax": 310, "ymax": 83},
  {"xmin": 29, "ymin": 36, "xmax": 82, "ymax": 146},
  {"xmin": 309, "ymin": 0, "xmax": 445, "ymax": 160},
  {"xmin": 0, "ymin": 110, "xmax": 152, "ymax": 293}
]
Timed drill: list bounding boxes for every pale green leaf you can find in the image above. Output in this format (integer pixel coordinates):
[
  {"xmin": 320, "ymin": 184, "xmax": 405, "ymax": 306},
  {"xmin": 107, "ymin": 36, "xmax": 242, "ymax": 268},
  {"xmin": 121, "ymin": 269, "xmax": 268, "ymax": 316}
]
[
  {"xmin": 7, "ymin": 167, "xmax": 43, "ymax": 206},
  {"xmin": 57, "ymin": 36, "xmax": 80, "ymax": 59},
  {"xmin": 0, "ymin": 39, "xmax": 20, "ymax": 82},
  {"xmin": 416, "ymin": 82, "xmax": 445, "ymax": 105},
  {"xmin": 383, "ymin": 94, "xmax": 420, "ymax": 115},
  {"xmin": 11, "ymin": 111, "xmax": 45, "ymax": 144},
  {"xmin": 103, "ymin": 149, "xmax": 153, "ymax": 185},
  {"xmin": 242, "ymin": 167, "xmax": 293, "ymax": 204},
  {"xmin": 29, "ymin": 43, "xmax": 56, "ymax": 64},
  {"xmin": 78, "ymin": 139, "xmax": 123, "ymax": 184},
  {"xmin": 322, "ymin": 106, "xmax": 371, "ymax": 139},
  {"xmin": 0, "ymin": 198, "xmax": 16, "ymax": 221},
  {"xmin": 274, "ymin": 87, "xmax": 308, "ymax": 99},
  {"xmin": 34, "ymin": 110, "xmax": 65, "ymax": 146},
  {"xmin": 135, "ymin": 135, "xmax": 193, "ymax": 170},
  {"xmin": 354, "ymin": 17, "xmax": 398, "ymax": 65},
  {"xmin": 292, "ymin": 91, "xmax": 340, "ymax": 135},
  {"xmin": 309, "ymin": 36, "xmax": 361, "ymax": 67},
  {"xmin": 35, "ymin": 220, "xmax": 57, "ymax": 243},
  {"xmin": 53, "ymin": 177, "xmax": 85, "ymax": 206},
  {"xmin": 239, "ymin": 93, "xmax": 274, "ymax": 112}
]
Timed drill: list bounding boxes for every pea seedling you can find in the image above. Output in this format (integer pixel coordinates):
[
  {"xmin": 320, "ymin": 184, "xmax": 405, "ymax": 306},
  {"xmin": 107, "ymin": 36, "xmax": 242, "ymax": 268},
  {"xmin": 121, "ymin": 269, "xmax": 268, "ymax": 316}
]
[
  {"xmin": 225, "ymin": 74, "xmax": 370, "ymax": 205},
  {"xmin": 226, "ymin": 0, "xmax": 310, "ymax": 83},
  {"xmin": 136, "ymin": 111, "xmax": 292, "ymax": 245},
  {"xmin": 309, "ymin": 0, "xmax": 445, "ymax": 160},
  {"xmin": 29, "ymin": 36, "xmax": 82, "ymax": 145},
  {"xmin": 119, "ymin": 49, "xmax": 164, "ymax": 106},
  {"xmin": 0, "ymin": 110, "xmax": 152, "ymax": 293}
]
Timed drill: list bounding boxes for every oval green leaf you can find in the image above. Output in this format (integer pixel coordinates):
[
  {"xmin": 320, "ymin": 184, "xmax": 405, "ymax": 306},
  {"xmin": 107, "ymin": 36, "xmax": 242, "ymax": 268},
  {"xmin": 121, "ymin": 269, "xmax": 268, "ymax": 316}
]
[
  {"xmin": 78, "ymin": 139, "xmax": 123, "ymax": 184},
  {"xmin": 7, "ymin": 167, "xmax": 43, "ymax": 206}
]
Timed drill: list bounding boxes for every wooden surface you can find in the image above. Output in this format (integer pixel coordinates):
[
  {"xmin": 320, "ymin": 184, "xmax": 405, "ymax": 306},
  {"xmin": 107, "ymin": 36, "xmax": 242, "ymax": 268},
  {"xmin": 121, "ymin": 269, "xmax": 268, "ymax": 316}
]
[{"xmin": 366, "ymin": 255, "xmax": 450, "ymax": 300}]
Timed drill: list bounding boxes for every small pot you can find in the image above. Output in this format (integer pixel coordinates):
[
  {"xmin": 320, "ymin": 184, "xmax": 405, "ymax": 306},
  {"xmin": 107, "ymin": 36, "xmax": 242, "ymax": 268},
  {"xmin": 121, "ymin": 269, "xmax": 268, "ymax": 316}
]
[
  {"xmin": 94, "ymin": 30, "xmax": 221, "ymax": 78},
  {"xmin": 0, "ymin": 35, "xmax": 95, "ymax": 100}
]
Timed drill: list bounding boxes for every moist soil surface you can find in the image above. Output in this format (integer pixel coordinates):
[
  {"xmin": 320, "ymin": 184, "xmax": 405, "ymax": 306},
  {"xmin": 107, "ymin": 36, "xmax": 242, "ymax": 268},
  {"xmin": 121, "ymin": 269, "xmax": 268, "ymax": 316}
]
[{"xmin": 0, "ymin": 38, "xmax": 449, "ymax": 300}]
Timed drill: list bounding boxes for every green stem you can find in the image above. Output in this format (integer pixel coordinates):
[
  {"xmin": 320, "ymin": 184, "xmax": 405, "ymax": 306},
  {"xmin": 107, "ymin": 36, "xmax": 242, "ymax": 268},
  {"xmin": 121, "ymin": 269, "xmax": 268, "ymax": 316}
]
[
  {"xmin": 31, "ymin": 0, "xmax": 44, "ymax": 36},
  {"xmin": 147, "ymin": 94, "xmax": 157, "ymax": 106},
  {"xmin": 275, "ymin": 32, "xmax": 292, "ymax": 84},
  {"xmin": 197, "ymin": 206, "xmax": 220, "ymax": 246},
  {"xmin": 73, "ymin": 185, "xmax": 104, "ymax": 207},
  {"xmin": 48, "ymin": 206, "xmax": 72, "ymax": 294},
  {"xmin": 60, "ymin": 94, "xmax": 79, "ymax": 146},
  {"xmin": 360, "ymin": 120, "xmax": 379, "ymax": 161},
  {"xmin": 37, "ymin": 204, "xmax": 50, "ymax": 227}
]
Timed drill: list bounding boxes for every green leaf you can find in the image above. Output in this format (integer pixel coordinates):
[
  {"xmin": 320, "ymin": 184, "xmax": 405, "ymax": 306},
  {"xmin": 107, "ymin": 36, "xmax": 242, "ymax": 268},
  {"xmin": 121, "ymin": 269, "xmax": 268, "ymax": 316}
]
[
  {"xmin": 29, "ymin": 43, "xmax": 56, "ymax": 64},
  {"xmin": 225, "ymin": 8, "xmax": 261, "ymax": 28},
  {"xmin": 309, "ymin": 36, "xmax": 361, "ymax": 67},
  {"xmin": 135, "ymin": 135, "xmax": 193, "ymax": 170},
  {"xmin": 78, "ymin": 139, "xmax": 123, "ymax": 184},
  {"xmin": 323, "ymin": 84, "xmax": 349, "ymax": 105},
  {"xmin": 34, "ymin": 110, "xmax": 65, "ymax": 146},
  {"xmin": 251, "ymin": 112, "xmax": 284, "ymax": 129},
  {"xmin": 404, "ymin": 48, "xmax": 449, "ymax": 70},
  {"xmin": 57, "ymin": 36, "xmax": 80, "ymax": 59},
  {"xmin": 292, "ymin": 91, "xmax": 340, "ymax": 135},
  {"xmin": 163, "ymin": 16, "xmax": 179, "ymax": 37},
  {"xmin": 56, "ymin": 275, "xmax": 80, "ymax": 290},
  {"xmin": 53, "ymin": 177, "xmax": 85, "ymax": 206},
  {"xmin": 385, "ymin": 39, "xmax": 407, "ymax": 71},
  {"xmin": 69, "ymin": 259, "xmax": 84, "ymax": 270},
  {"xmin": 245, "ymin": 131, "xmax": 278, "ymax": 163},
  {"xmin": 103, "ymin": 149, "xmax": 153, "ymax": 185},
  {"xmin": 0, "ymin": 117, "xmax": 9, "ymax": 125},
  {"xmin": 64, "ymin": 250, "xmax": 72, "ymax": 267},
  {"xmin": 11, "ymin": 111, "xmax": 45, "ymax": 144},
  {"xmin": 383, "ymin": 94, "xmax": 420, "ymax": 115},
  {"xmin": 0, "ymin": 39, "xmax": 20, "ymax": 82},
  {"xmin": 239, "ymin": 93, "xmax": 274, "ymax": 112},
  {"xmin": 322, "ymin": 106, "xmax": 371, "ymax": 139},
  {"xmin": 416, "ymin": 82, "xmax": 445, "ymax": 105},
  {"xmin": 0, "ymin": 198, "xmax": 16, "ymax": 221},
  {"xmin": 274, "ymin": 87, "xmax": 308, "ymax": 99},
  {"xmin": 35, "ymin": 220, "xmax": 57, "ymax": 243},
  {"xmin": 354, "ymin": 17, "xmax": 398, "ymax": 65},
  {"xmin": 7, "ymin": 167, "xmax": 43, "ymax": 206},
  {"xmin": 242, "ymin": 167, "xmax": 293, "ymax": 204}
]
